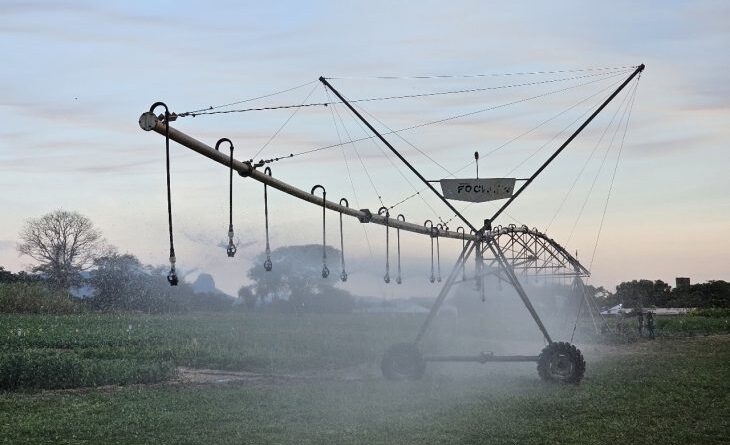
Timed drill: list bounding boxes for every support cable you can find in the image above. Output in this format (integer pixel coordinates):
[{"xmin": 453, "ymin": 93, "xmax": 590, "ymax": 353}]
[
  {"xmin": 358, "ymin": 105, "xmax": 455, "ymax": 177},
  {"xmin": 326, "ymin": 92, "xmax": 387, "ymax": 208},
  {"xmin": 252, "ymin": 83, "xmax": 319, "ymax": 160},
  {"xmin": 489, "ymin": 64, "xmax": 644, "ymax": 224},
  {"xmin": 544, "ymin": 82, "xmax": 632, "ymax": 231},
  {"xmin": 325, "ymin": 89, "xmax": 386, "ymax": 294},
  {"xmin": 566, "ymin": 80, "xmax": 635, "ymax": 244},
  {"xmin": 589, "ymin": 78, "xmax": 640, "ymax": 270},
  {"xmin": 486, "ymin": 78, "xmax": 626, "ymax": 162},
  {"xmin": 264, "ymin": 71, "xmax": 629, "ymax": 165},
  {"xmin": 180, "ymin": 70, "xmax": 629, "ymax": 118},
  {"xmin": 177, "ymin": 80, "xmax": 319, "ymax": 117},
  {"xmin": 387, "ymin": 77, "xmax": 625, "ymax": 221},
  {"xmin": 345, "ymin": 107, "xmax": 445, "ymax": 222},
  {"xmin": 325, "ymin": 65, "xmax": 638, "ymax": 80},
  {"xmin": 570, "ymin": 279, "xmax": 586, "ymax": 343},
  {"xmin": 321, "ymin": 77, "xmax": 476, "ymax": 232}
]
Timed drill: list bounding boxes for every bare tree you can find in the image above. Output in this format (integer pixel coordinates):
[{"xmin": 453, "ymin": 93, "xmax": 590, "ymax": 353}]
[{"xmin": 17, "ymin": 210, "xmax": 107, "ymax": 288}]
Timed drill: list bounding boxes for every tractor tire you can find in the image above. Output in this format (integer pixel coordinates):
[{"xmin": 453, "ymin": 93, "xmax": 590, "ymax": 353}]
[
  {"xmin": 537, "ymin": 341, "xmax": 586, "ymax": 384},
  {"xmin": 381, "ymin": 343, "xmax": 426, "ymax": 381}
]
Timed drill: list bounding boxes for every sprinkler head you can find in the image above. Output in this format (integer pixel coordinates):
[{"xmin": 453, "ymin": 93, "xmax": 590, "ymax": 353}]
[
  {"xmin": 167, "ymin": 269, "xmax": 178, "ymax": 286},
  {"xmin": 384, "ymin": 273, "xmax": 390, "ymax": 284},
  {"xmin": 321, "ymin": 265, "xmax": 330, "ymax": 278},
  {"xmin": 264, "ymin": 258, "xmax": 273, "ymax": 271},
  {"xmin": 340, "ymin": 271, "xmax": 348, "ymax": 282},
  {"xmin": 226, "ymin": 240, "xmax": 237, "ymax": 258},
  {"xmin": 396, "ymin": 276, "xmax": 402, "ymax": 285}
]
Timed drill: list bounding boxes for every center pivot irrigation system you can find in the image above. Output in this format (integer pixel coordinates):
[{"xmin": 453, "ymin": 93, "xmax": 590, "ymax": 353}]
[{"xmin": 139, "ymin": 64, "xmax": 644, "ymax": 384}]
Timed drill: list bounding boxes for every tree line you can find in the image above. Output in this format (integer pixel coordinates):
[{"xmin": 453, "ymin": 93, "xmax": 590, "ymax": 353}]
[
  {"xmin": 591, "ymin": 279, "xmax": 729, "ymax": 309},
  {"xmin": 2, "ymin": 209, "xmax": 727, "ymax": 314}
]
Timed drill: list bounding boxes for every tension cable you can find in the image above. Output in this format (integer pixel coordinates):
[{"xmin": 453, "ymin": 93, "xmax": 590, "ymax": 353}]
[
  {"xmin": 589, "ymin": 77, "xmax": 640, "ymax": 270},
  {"xmin": 259, "ymin": 70, "xmax": 629, "ymax": 167},
  {"xmin": 176, "ymin": 79, "xmax": 319, "ymax": 117},
  {"xmin": 324, "ymin": 65, "xmax": 638, "ymax": 80}
]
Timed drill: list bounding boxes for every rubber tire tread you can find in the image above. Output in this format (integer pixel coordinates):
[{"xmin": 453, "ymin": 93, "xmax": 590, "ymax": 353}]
[
  {"xmin": 381, "ymin": 342, "xmax": 426, "ymax": 381},
  {"xmin": 537, "ymin": 341, "xmax": 586, "ymax": 384}
]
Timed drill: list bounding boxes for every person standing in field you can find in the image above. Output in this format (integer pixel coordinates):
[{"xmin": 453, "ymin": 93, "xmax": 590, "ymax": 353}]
[{"xmin": 646, "ymin": 312, "xmax": 655, "ymax": 339}]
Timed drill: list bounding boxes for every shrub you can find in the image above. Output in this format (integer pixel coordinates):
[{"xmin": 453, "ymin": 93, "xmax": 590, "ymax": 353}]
[
  {"xmin": 0, "ymin": 350, "xmax": 175, "ymax": 390},
  {"xmin": 689, "ymin": 308, "xmax": 730, "ymax": 318},
  {"xmin": 0, "ymin": 283, "xmax": 82, "ymax": 314}
]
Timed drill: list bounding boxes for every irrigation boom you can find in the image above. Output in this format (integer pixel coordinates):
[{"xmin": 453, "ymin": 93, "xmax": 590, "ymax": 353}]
[{"xmin": 140, "ymin": 117, "xmax": 475, "ymax": 241}]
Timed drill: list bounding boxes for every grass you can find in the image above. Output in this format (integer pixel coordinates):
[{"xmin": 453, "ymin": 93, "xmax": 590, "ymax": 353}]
[
  {"xmin": 0, "ymin": 335, "xmax": 727, "ymax": 444},
  {"xmin": 0, "ymin": 312, "xmax": 728, "ymax": 443},
  {"xmin": 0, "ymin": 312, "xmax": 425, "ymax": 389}
]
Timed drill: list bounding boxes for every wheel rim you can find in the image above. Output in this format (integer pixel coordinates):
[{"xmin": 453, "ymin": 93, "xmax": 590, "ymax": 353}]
[{"xmin": 548, "ymin": 352, "xmax": 575, "ymax": 380}]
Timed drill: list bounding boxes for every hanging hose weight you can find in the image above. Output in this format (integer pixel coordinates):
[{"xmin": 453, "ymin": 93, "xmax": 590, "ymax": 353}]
[
  {"xmin": 215, "ymin": 138, "xmax": 237, "ymax": 258},
  {"xmin": 263, "ymin": 167, "xmax": 273, "ymax": 271},
  {"xmin": 311, "ymin": 185, "xmax": 329, "ymax": 278},
  {"xmin": 379, "ymin": 207, "xmax": 390, "ymax": 283},
  {"xmin": 339, "ymin": 198, "xmax": 349, "ymax": 282},
  {"xmin": 424, "ymin": 220, "xmax": 435, "ymax": 283},
  {"xmin": 145, "ymin": 102, "xmax": 178, "ymax": 286},
  {"xmin": 396, "ymin": 214, "xmax": 405, "ymax": 284}
]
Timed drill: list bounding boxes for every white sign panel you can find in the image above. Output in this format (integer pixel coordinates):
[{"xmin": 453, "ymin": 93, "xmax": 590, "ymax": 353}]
[{"xmin": 439, "ymin": 178, "xmax": 516, "ymax": 202}]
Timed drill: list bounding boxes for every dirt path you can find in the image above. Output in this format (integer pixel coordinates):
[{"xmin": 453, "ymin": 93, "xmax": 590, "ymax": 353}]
[{"xmin": 173, "ymin": 363, "xmax": 381, "ymax": 386}]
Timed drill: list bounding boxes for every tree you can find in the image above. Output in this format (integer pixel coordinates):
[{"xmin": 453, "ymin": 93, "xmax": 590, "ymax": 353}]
[
  {"xmin": 671, "ymin": 280, "xmax": 730, "ymax": 308},
  {"xmin": 17, "ymin": 210, "xmax": 107, "ymax": 288},
  {"xmin": 88, "ymin": 252, "xmax": 194, "ymax": 313},
  {"xmin": 237, "ymin": 285, "xmax": 257, "ymax": 310},
  {"xmin": 247, "ymin": 244, "xmax": 354, "ymax": 313},
  {"xmin": 615, "ymin": 279, "xmax": 672, "ymax": 309}
]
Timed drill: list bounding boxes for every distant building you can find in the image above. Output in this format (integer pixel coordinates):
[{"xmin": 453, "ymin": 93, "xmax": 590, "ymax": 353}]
[{"xmin": 676, "ymin": 277, "xmax": 690, "ymax": 291}]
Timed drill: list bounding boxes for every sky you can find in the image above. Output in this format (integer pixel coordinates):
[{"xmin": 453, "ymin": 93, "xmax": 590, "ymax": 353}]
[{"xmin": 1, "ymin": 0, "xmax": 728, "ymax": 297}]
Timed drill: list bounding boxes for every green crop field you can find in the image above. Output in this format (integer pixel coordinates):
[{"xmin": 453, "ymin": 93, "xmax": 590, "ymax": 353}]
[{"xmin": 1, "ymin": 312, "xmax": 728, "ymax": 444}]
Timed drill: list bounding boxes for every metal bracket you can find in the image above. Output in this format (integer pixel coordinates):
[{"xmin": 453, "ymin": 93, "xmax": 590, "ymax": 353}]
[{"xmin": 358, "ymin": 209, "xmax": 372, "ymax": 223}]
